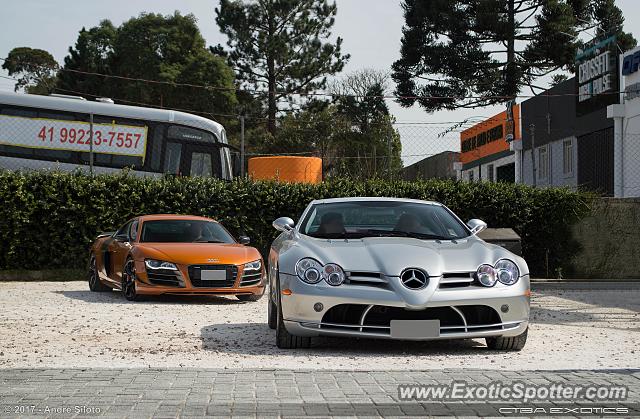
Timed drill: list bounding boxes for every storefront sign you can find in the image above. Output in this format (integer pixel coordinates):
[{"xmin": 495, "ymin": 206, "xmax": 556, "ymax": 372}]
[
  {"xmin": 622, "ymin": 47, "xmax": 640, "ymax": 102},
  {"xmin": 575, "ymin": 35, "xmax": 619, "ymax": 116},
  {"xmin": 460, "ymin": 106, "xmax": 520, "ymax": 165}
]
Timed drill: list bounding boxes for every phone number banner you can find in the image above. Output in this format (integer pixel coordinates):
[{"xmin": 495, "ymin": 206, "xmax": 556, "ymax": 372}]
[{"xmin": 0, "ymin": 115, "xmax": 148, "ymax": 158}]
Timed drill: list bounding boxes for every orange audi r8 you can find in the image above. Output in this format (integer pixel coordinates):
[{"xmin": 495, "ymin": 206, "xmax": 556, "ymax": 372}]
[{"xmin": 88, "ymin": 215, "xmax": 265, "ymax": 301}]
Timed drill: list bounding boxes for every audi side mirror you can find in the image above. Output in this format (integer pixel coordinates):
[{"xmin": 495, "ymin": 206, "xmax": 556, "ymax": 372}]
[
  {"xmin": 238, "ymin": 235, "xmax": 251, "ymax": 245},
  {"xmin": 114, "ymin": 234, "xmax": 129, "ymax": 242}
]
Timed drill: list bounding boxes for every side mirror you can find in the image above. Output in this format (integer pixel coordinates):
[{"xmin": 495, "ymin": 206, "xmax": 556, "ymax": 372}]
[
  {"xmin": 238, "ymin": 235, "xmax": 251, "ymax": 245},
  {"xmin": 273, "ymin": 217, "xmax": 295, "ymax": 232},
  {"xmin": 114, "ymin": 234, "xmax": 129, "ymax": 242},
  {"xmin": 467, "ymin": 219, "xmax": 488, "ymax": 235}
]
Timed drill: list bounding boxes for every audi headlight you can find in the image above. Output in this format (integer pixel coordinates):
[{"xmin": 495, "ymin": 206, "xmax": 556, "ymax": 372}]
[
  {"xmin": 144, "ymin": 259, "xmax": 178, "ymax": 271},
  {"xmin": 295, "ymin": 258, "xmax": 323, "ymax": 284},
  {"xmin": 323, "ymin": 263, "xmax": 346, "ymax": 286},
  {"xmin": 495, "ymin": 259, "xmax": 520, "ymax": 285},
  {"xmin": 476, "ymin": 264, "xmax": 497, "ymax": 287},
  {"xmin": 244, "ymin": 260, "xmax": 262, "ymax": 271}
]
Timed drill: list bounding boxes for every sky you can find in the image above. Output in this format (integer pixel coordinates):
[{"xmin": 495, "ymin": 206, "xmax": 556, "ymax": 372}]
[{"xmin": 1, "ymin": 0, "xmax": 639, "ymax": 162}]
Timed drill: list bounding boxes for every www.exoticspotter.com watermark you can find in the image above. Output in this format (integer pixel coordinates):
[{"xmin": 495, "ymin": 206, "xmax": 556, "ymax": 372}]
[{"xmin": 398, "ymin": 381, "xmax": 628, "ymax": 403}]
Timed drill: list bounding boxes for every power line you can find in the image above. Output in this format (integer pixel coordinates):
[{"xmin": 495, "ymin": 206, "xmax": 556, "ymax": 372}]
[{"xmin": 0, "ymin": 56, "xmax": 630, "ymax": 101}]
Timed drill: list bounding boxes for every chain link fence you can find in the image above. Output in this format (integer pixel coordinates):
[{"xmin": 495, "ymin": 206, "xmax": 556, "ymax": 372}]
[{"xmin": 1, "ymin": 97, "xmax": 640, "ymax": 197}]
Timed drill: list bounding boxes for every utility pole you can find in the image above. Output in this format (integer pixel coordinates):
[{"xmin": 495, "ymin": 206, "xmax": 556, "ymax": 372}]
[
  {"xmin": 240, "ymin": 115, "xmax": 245, "ymax": 177},
  {"xmin": 89, "ymin": 113, "xmax": 94, "ymax": 176},
  {"xmin": 387, "ymin": 129, "xmax": 392, "ymax": 176},
  {"xmin": 530, "ymin": 124, "xmax": 536, "ymax": 187}
]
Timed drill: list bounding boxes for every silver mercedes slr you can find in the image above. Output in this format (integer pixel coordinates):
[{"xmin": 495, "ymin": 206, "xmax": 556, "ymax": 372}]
[{"xmin": 267, "ymin": 197, "xmax": 530, "ymax": 350}]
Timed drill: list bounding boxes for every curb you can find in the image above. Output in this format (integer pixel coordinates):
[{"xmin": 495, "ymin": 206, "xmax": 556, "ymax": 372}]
[{"xmin": 531, "ymin": 280, "xmax": 640, "ymax": 290}]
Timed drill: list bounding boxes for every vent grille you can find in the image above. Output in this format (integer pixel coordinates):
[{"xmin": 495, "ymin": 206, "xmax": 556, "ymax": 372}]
[
  {"xmin": 147, "ymin": 269, "xmax": 182, "ymax": 287},
  {"xmin": 240, "ymin": 269, "xmax": 262, "ymax": 287},
  {"xmin": 188, "ymin": 264, "xmax": 237, "ymax": 288},
  {"xmin": 439, "ymin": 272, "xmax": 475, "ymax": 289}
]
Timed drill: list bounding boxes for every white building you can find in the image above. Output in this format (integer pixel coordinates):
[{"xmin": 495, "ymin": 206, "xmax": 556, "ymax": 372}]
[{"xmin": 607, "ymin": 45, "xmax": 640, "ymax": 198}]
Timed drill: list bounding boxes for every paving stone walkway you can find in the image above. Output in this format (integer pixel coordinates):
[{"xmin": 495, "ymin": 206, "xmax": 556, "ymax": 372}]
[{"xmin": 1, "ymin": 369, "xmax": 639, "ymax": 417}]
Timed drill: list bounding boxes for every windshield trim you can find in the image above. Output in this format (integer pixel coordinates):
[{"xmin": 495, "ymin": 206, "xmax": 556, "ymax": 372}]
[
  {"xmin": 139, "ymin": 219, "xmax": 237, "ymax": 244},
  {"xmin": 297, "ymin": 200, "xmax": 471, "ymax": 241}
]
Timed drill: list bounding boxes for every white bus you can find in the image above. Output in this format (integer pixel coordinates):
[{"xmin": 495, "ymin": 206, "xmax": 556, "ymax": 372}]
[{"xmin": 0, "ymin": 91, "xmax": 234, "ymax": 179}]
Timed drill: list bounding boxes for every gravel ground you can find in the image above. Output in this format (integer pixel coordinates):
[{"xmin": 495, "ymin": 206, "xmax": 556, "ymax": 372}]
[{"xmin": 0, "ymin": 281, "xmax": 638, "ymax": 370}]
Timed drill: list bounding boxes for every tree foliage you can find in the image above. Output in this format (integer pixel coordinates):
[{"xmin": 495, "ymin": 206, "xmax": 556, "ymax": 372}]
[
  {"xmin": 0, "ymin": 171, "xmax": 594, "ymax": 277},
  {"xmin": 392, "ymin": 0, "xmax": 637, "ymax": 113},
  {"xmin": 57, "ymin": 12, "xmax": 237, "ymax": 118},
  {"xmin": 258, "ymin": 70, "xmax": 402, "ymax": 178},
  {"xmin": 216, "ymin": 0, "xmax": 350, "ymax": 133},
  {"xmin": 2, "ymin": 47, "xmax": 58, "ymax": 94}
]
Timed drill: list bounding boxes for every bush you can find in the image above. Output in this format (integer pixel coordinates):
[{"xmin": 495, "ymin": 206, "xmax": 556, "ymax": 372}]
[{"xmin": 0, "ymin": 171, "xmax": 593, "ymax": 276}]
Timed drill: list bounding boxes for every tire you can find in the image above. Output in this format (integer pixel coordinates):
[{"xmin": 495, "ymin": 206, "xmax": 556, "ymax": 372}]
[
  {"xmin": 486, "ymin": 327, "xmax": 528, "ymax": 351},
  {"xmin": 236, "ymin": 293, "xmax": 263, "ymax": 302},
  {"xmin": 121, "ymin": 258, "xmax": 143, "ymax": 302},
  {"xmin": 267, "ymin": 292, "xmax": 277, "ymax": 330},
  {"xmin": 275, "ymin": 276, "xmax": 311, "ymax": 349},
  {"xmin": 88, "ymin": 254, "xmax": 110, "ymax": 292}
]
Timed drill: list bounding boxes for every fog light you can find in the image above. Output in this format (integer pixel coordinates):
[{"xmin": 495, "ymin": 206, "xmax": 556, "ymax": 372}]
[
  {"xmin": 313, "ymin": 302, "xmax": 324, "ymax": 312},
  {"xmin": 501, "ymin": 304, "xmax": 509, "ymax": 313}
]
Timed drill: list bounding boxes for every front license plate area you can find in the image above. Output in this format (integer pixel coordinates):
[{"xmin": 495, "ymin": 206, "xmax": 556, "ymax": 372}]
[
  {"xmin": 390, "ymin": 320, "xmax": 440, "ymax": 338},
  {"xmin": 201, "ymin": 270, "xmax": 227, "ymax": 281}
]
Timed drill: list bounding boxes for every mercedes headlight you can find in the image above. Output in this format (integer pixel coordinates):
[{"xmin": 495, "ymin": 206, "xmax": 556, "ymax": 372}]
[
  {"xmin": 476, "ymin": 264, "xmax": 497, "ymax": 287},
  {"xmin": 295, "ymin": 258, "xmax": 346, "ymax": 286},
  {"xmin": 323, "ymin": 263, "xmax": 346, "ymax": 286},
  {"xmin": 144, "ymin": 259, "xmax": 178, "ymax": 271},
  {"xmin": 495, "ymin": 259, "xmax": 520, "ymax": 285},
  {"xmin": 244, "ymin": 260, "xmax": 262, "ymax": 271},
  {"xmin": 295, "ymin": 258, "xmax": 323, "ymax": 284}
]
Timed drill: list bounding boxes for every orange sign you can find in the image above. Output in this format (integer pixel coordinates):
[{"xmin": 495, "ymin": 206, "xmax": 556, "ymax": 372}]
[{"xmin": 460, "ymin": 105, "xmax": 520, "ymax": 165}]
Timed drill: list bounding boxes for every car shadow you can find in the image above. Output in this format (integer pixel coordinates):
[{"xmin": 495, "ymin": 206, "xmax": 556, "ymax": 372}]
[
  {"xmin": 55, "ymin": 290, "xmax": 243, "ymax": 305},
  {"xmin": 199, "ymin": 323, "xmax": 495, "ymax": 357}
]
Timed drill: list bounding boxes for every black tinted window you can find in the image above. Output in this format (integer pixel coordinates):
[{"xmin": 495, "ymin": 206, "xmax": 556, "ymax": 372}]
[
  {"xmin": 141, "ymin": 220, "xmax": 235, "ymax": 243},
  {"xmin": 167, "ymin": 125, "xmax": 216, "ymax": 143}
]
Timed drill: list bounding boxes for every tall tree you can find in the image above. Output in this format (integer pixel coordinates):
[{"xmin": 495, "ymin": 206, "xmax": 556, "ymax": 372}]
[
  {"xmin": 392, "ymin": 0, "xmax": 636, "ymax": 113},
  {"xmin": 591, "ymin": 0, "xmax": 635, "ymax": 47},
  {"xmin": 2, "ymin": 47, "xmax": 58, "ymax": 94},
  {"xmin": 57, "ymin": 20, "xmax": 117, "ymax": 98},
  {"xmin": 216, "ymin": 0, "xmax": 350, "ymax": 134},
  {"xmin": 331, "ymin": 69, "xmax": 402, "ymax": 176},
  {"xmin": 57, "ymin": 12, "xmax": 237, "ymax": 118}
]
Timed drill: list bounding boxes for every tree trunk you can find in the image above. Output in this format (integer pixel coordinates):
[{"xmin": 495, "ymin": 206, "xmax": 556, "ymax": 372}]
[
  {"xmin": 267, "ymin": 60, "xmax": 277, "ymax": 135},
  {"xmin": 506, "ymin": 0, "xmax": 517, "ymax": 98},
  {"xmin": 267, "ymin": 11, "xmax": 277, "ymax": 135}
]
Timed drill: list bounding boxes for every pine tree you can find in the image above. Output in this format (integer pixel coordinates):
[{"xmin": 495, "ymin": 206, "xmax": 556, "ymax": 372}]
[
  {"xmin": 392, "ymin": 0, "xmax": 636, "ymax": 112},
  {"xmin": 216, "ymin": 0, "xmax": 350, "ymax": 134}
]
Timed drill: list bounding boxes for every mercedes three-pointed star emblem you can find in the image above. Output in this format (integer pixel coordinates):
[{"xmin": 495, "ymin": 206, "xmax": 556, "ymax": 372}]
[{"xmin": 400, "ymin": 268, "xmax": 429, "ymax": 290}]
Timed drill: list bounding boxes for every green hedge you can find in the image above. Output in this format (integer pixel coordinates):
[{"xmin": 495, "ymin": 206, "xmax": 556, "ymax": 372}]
[{"xmin": 0, "ymin": 171, "xmax": 594, "ymax": 276}]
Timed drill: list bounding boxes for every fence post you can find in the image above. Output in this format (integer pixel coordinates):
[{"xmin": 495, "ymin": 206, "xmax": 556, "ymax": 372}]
[
  {"xmin": 387, "ymin": 129, "xmax": 392, "ymax": 177},
  {"xmin": 530, "ymin": 123, "xmax": 536, "ymax": 187},
  {"xmin": 240, "ymin": 115, "xmax": 245, "ymax": 178},
  {"xmin": 89, "ymin": 113, "xmax": 94, "ymax": 176}
]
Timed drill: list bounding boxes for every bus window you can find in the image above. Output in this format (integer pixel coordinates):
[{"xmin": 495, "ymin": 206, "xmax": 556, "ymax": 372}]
[
  {"xmin": 167, "ymin": 125, "xmax": 215, "ymax": 143},
  {"xmin": 149, "ymin": 124, "xmax": 164, "ymax": 172},
  {"xmin": 164, "ymin": 142, "xmax": 182, "ymax": 174},
  {"xmin": 190, "ymin": 152, "xmax": 213, "ymax": 177}
]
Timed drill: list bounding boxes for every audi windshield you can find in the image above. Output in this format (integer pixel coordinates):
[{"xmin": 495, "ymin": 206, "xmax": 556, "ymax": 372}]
[{"xmin": 299, "ymin": 201, "xmax": 470, "ymax": 240}]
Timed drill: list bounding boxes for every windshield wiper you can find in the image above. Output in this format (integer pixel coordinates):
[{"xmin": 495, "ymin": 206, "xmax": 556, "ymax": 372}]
[
  {"xmin": 365, "ymin": 229, "xmax": 451, "ymax": 241},
  {"xmin": 193, "ymin": 240, "xmax": 226, "ymax": 243}
]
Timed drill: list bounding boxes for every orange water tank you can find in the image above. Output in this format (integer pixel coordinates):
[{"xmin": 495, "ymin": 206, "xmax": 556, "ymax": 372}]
[{"xmin": 248, "ymin": 156, "xmax": 322, "ymax": 184}]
